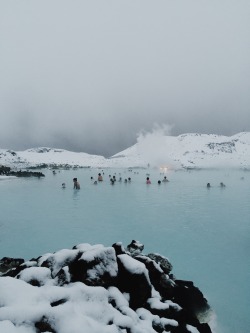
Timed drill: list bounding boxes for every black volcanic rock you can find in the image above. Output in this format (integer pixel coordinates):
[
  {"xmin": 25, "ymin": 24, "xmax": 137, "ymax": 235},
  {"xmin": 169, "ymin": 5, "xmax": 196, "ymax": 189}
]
[
  {"xmin": 116, "ymin": 254, "xmax": 152, "ymax": 309},
  {"xmin": 9, "ymin": 170, "xmax": 45, "ymax": 177},
  {"xmin": 0, "ymin": 164, "xmax": 45, "ymax": 177},
  {"xmin": 0, "ymin": 257, "xmax": 24, "ymax": 274},
  {"xmin": 173, "ymin": 280, "xmax": 211, "ymax": 324}
]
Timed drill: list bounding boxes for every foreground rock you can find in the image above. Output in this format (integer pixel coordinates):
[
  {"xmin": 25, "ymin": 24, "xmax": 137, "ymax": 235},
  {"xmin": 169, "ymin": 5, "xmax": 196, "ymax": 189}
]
[{"xmin": 0, "ymin": 241, "xmax": 214, "ymax": 333}]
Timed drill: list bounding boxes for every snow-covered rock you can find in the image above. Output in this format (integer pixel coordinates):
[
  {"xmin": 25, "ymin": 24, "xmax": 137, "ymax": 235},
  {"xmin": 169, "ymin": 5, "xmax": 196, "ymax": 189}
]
[{"xmin": 0, "ymin": 241, "xmax": 214, "ymax": 333}]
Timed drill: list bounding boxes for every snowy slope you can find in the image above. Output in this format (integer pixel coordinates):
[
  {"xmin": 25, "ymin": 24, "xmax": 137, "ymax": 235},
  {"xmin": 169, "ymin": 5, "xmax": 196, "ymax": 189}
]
[
  {"xmin": 1, "ymin": 132, "xmax": 250, "ymax": 169},
  {"xmin": 111, "ymin": 132, "xmax": 250, "ymax": 169},
  {"xmin": 0, "ymin": 148, "xmax": 108, "ymax": 169}
]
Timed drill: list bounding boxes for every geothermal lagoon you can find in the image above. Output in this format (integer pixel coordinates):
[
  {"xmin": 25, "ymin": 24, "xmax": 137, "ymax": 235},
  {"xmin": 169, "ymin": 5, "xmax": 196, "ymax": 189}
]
[{"xmin": 0, "ymin": 167, "xmax": 249, "ymax": 333}]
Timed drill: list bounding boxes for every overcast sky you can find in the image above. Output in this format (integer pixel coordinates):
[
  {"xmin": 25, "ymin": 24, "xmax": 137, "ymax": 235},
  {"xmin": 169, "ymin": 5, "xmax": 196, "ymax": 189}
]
[{"xmin": 0, "ymin": 0, "xmax": 250, "ymax": 156}]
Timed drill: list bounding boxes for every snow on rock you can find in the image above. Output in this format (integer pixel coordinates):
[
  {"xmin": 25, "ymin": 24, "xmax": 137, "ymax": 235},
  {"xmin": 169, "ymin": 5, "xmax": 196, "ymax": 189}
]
[
  {"xmin": 75, "ymin": 246, "xmax": 118, "ymax": 286},
  {"xmin": 17, "ymin": 267, "xmax": 53, "ymax": 286},
  {"xmin": 0, "ymin": 241, "xmax": 214, "ymax": 333},
  {"xmin": 1, "ymin": 132, "xmax": 250, "ymax": 169},
  {"xmin": 38, "ymin": 249, "xmax": 80, "ymax": 277},
  {"xmin": 126, "ymin": 240, "xmax": 144, "ymax": 256},
  {"xmin": 118, "ymin": 254, "xmax": 148, "ymax": 276}
]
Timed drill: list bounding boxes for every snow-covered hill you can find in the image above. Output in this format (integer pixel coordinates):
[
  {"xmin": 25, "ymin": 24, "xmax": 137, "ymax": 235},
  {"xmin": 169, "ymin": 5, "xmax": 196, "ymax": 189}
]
[{"xmin": 1, "ymin": 132, "xmax": 250, "ymax": 169}]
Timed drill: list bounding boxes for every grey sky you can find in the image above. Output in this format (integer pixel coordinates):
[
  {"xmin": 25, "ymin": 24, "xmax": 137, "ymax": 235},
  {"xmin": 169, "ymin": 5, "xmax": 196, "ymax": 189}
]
[{"xmin": 0, "ymin": 0, "xmax": 250, "ymax": 156}]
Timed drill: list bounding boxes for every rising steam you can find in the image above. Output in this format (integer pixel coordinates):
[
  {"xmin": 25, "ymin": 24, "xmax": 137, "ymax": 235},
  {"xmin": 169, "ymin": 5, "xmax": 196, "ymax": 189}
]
[{"xmin": 136, "ymin": 123, "xmax": 177, "ymax": 168}]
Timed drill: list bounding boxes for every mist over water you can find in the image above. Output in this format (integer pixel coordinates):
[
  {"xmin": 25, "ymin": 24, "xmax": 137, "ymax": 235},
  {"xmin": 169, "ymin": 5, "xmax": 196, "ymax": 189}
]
[{"xmin": 0, "ymin": 168, "xmax": 249, "ymax": 333}]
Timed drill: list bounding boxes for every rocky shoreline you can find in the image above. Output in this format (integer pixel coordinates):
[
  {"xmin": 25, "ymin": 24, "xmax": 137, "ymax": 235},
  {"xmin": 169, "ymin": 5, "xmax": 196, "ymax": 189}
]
[
  {"xmin": 0, "ymin": 240, "xmax": 213, "ymax": 333},
  {"xmin": 0, "ymin": 165, "xmax": 45, "ymax": 178}
]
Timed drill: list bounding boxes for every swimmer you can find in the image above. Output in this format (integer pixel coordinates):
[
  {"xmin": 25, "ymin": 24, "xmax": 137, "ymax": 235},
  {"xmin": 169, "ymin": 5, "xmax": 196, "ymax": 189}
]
[
  {"xmin": 98, "ymin": 173, "xmax": 103, "ymax": 181},
  {"xmin": 207, "ymin": 183, "xmax": 211, "ymax": 188},
  {"xmin": 62, "ymin": 183, "xmax": 66, "ymax": 189},
  {"xmin": 220, "ymin": 182, "xmax": 226, "ymax": 187},
  {"xmin": 93, "ymin": 181, "xmax": 98, "ymax": 185},
  {"xmin": 146, "ymin": 177, "xmax": 151, "ymax": 184},
  {"xmin": 158, "ymin": 180, "xmax": 161, "ymax": 185},
  {"xmin": 162, "ymin": 176, "xmax": 169, "ymax": 182},
  {"xmin": 73, "ymin": 178, "xmax": 80, "ymax": 189}
]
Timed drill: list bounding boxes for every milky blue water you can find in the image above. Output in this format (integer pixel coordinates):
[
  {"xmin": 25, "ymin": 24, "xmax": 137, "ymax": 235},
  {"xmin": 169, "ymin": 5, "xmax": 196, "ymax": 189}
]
[{"xmin": 0, "ymin": 168, "xmax": 249, "ymax": 333}]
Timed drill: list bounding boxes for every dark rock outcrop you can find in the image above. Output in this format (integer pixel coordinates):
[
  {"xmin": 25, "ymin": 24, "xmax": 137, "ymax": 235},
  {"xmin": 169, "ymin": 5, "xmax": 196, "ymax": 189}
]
[
  {"xmin": 0, "ymin": 257, "xmax": 24, "ymax": 274},
  {"xmin": 0, "ymin": 165, "xmax": 11, "ymax": 175},
  {"xmin": 0, "ymin": 164, "xmax": 45, "ymax": 177},
  {"xmin": 116, "ymin": 253, "xmax": 152, "ymax": 309},
  {"xmin": 8, "ymin": 170, "xmax": 45, "ymax": 177}
]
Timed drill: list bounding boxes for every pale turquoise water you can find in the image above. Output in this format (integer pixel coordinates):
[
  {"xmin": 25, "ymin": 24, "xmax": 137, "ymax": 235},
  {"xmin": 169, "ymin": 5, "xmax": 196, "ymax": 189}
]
[{"xmin": 0, "ymin": 168, "xmax": 249, "ymax": 333}]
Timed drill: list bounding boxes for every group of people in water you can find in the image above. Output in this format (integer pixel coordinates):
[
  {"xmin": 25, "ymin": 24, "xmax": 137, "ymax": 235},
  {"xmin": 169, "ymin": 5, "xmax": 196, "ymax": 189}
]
[
  {"xmin": 60, "ymin": 175, "xmax": 229, "ymax": 190},
  {"xmin": 61, "ymin": 172, "xmax": 170, "ymax": 189},
  {"xmin": 68, "ymin": 178, "xmax": 226, "ymax": 189},
  {"xmin": 207, "ymin": 182, "xmax": 226, "ymax": 188},
  {"xmin": 59, "ymin": 171, "xmax": 229, "ymax": 190}
]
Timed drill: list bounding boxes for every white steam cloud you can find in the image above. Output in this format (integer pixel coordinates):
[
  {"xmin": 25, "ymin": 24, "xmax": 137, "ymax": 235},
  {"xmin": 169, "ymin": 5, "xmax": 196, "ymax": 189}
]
[{"xmin": 136, "ymin": 123, "xmax": 177, "ymax": 168}]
